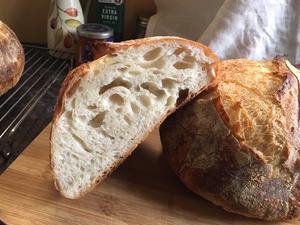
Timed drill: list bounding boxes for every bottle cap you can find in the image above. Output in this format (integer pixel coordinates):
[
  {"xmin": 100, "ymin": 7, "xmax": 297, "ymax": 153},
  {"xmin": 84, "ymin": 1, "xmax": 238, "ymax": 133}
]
[{"xmin": 77, "ymin": 23, "xmax": 114, "ymax": 40}]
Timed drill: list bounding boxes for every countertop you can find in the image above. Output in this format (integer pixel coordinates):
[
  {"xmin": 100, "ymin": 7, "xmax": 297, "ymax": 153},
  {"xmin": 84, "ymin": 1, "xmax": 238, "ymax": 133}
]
[{"xmin": 0, "ymin": 125, "xmax": 299, "ymax": 225}]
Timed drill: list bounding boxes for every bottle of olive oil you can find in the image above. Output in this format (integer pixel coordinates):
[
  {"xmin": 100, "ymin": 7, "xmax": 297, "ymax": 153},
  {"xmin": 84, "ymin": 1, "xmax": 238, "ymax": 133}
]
[{"xmin": 95, "ymin": 0, "xmax": 125, "ymax": 42}]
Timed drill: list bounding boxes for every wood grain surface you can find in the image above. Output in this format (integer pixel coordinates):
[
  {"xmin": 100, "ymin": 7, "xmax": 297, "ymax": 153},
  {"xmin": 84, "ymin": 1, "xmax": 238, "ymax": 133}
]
[{"xmin": 0, "ymin": 125, "xmax": 299, "ymax": 225}]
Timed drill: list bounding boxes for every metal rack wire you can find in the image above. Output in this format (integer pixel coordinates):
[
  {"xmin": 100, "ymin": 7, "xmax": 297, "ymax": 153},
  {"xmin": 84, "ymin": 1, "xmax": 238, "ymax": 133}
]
[{"xmin": 0, "ymin": 44, "xmax": 72, "ymax": 174}]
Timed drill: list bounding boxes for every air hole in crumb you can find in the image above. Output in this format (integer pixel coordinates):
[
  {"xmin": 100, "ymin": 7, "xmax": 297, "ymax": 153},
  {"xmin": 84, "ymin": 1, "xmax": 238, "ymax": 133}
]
[
  {"xmin": 67, "ymin": 80, "xmax": 81, "ymax": 97},
  {"xmin": 79, "ymin": 115, "xmax": 86, "ymax": 121},
  {"xmin": 71, "ymin": 132, "xmax": 93, "ymax": 153},
  {"xmin": 118, "ymin": 67, "xmax": 128, "ymax": 72},
  {"xmin": 95, "ymin": 152, "xmax": 102, "ymax": 158},
  {"xmin": 87, "ymin": 105, "xmax": 97, "ymax": 111},
  {"xmin": 183, "ymin": 55, "xmax": 197, "ymax": 63},
  {"xmin": 124, "ymin": 115, "xmax": 132, "ymax": 125},
  {"xmin": 173, "ymin": 47, "xmax": 185, "ymax": 56},
  {"xmin": 166, "ymin": 96, "xmax": 176, "ymax": 106},
  {"xmin": 140, "ymin": 82, "xmax": 166, "ymax": 99},
  {"xmin": 153, "ymin": 70, "xmax": 161, "ymax": 75},
  {"xmin": 116, "ymin": 108, "xmax": 122, "ymax": 113},
  {"xmin": 66, "ymin": 111, "xmax": 72, "ymax": 120},
  {"xmin": 101, "ymin": 129, "xmax": 115, "ymax": 140},
  {"xmin": 89, "ymin": 111, "xmax": 107, "ymax": 128},
  {"xmin": 109, "ymin": 94, "xmax": 124, "ymax": 105},
  {"xmin": 71, "ymin": 154, "xmax": 79, "ymax": 160},
  {"xmin": 131, "ymin": 102, "xmax": 139, "ymax": 113},
  {"xmin": 91, "ymin": 159, "xmax": 95, "ymax": 164},
  {"xmin": 139, "ymin": 95, "xmax": 151, "ymax": 107},
  {"xmin": 161, "ymin": 78, "xmax": 179, "ymax": 89},
  {"xmin": 173, "ymin": 61, "xmax": 194, "ymax": 69},
  {"xmin": 141, "ymin": 57, "xmax": 166, "ymax": 69},
  {"xmin": 129, "ymin": 70, "xmax": 141, "ymax": 76},
  {"xmin": 71, "ymin": 99, "xmax": 76, "ymax": 108},
  {"xmin": 99, "ymin": 77, "xmax": 132, "ymax": 94},
  {"xmin": 80, "ymin": 166, "xmax": 85, "ymax": 171},
  {"xmin": 176, "ymin": 89, "xmax": 189, "ymax": 106},
  {"xmin": 143, "ymin": 47, "xmax": 162, "ymax": 61},
  {"xmin": 135, "ymin": 86, "xmax": 141, "ymax": 92}
]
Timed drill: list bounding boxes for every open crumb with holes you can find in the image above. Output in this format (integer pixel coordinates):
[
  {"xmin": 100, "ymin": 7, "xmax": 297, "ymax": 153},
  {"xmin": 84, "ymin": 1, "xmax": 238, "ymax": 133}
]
[{"xmin": 50, "ymin": 36, "xmax": 218, "ymax": 199}]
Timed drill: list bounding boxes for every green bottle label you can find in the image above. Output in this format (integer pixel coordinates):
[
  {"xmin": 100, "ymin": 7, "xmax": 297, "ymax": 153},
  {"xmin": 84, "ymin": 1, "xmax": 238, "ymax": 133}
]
[{"xmin": 96, "ymin": 0, "xmax": 125, "ymax": 42}]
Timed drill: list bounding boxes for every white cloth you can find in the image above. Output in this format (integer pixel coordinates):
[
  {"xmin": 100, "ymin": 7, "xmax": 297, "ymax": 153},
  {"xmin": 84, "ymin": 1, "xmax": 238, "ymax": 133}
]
[
  {"xmin": 146, "ymin": 0, "xmax": 224, "ymax": 40},
  {"xmin": 146, "ymin": 0, "xmax": 300, "ymax": 63}
]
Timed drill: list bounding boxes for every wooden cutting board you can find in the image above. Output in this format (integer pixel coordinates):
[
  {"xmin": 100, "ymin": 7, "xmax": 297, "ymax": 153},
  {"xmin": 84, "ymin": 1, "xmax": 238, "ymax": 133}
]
[{"xmin": 0, "ymin": 125, "xmax": 299, "ymax": 225}]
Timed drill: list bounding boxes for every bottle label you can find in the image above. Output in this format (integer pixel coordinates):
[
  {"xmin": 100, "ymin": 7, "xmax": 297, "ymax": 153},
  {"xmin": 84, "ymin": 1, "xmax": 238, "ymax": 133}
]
[
  {"xmin": 96, "ymin": 0, "xmax": 125, "ymax": 42},
  {"xmin": 77, "ymin": 37, "xmax": 113, "ymax": 65}
]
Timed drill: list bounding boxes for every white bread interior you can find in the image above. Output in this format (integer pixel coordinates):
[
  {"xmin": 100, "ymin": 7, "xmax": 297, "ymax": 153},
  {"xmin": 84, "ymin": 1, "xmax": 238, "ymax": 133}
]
[{"xmin": 51, "ymin": 37, "xmax": 217, "ymax": 199}]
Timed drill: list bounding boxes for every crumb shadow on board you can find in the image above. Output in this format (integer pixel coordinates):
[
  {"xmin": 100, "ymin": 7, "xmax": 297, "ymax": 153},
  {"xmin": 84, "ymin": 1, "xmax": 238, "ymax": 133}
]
[{"xmin": 108, "ymin": 130, "xmax": 282, "ymax": 225}]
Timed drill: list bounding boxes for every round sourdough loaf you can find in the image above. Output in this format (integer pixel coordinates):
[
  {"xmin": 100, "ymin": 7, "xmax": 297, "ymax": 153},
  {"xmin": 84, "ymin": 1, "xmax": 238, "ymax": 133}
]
[
  {"xmin": 160, "ymin": 58, "xmax": 300, "ymax": 220},
  {"xmin": 0, "ymin": 20, "xmax": 24, "ymax": 95}
]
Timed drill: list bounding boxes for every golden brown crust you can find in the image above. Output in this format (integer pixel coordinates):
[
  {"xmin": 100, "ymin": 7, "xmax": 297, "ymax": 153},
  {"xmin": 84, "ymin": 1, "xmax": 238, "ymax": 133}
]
[
  {"xmin": 0, "ymin": 21, "xmax": 24, "ymax": 95},
  {"xmin": 50, "ymin": 36, "xmax": 219, "ymax": 198},
  {"xmin": 160, "ymin": 58, "xmax": 300, "ymax": 220}
]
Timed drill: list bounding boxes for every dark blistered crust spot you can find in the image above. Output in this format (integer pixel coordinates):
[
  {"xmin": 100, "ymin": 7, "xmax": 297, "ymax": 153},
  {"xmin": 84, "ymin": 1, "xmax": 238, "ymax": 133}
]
[{"xmin": 175, "ymin": 89, "xmax": 189, "ymax": 107}]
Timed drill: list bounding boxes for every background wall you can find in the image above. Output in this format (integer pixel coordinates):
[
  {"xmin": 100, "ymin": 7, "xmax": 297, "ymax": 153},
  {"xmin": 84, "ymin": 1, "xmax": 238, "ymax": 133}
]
[
  {"xmin": 0, "ymin": 0, "xmax": 156, "ymax": 44},
  {"xmin": 0, "ymin": 1, "xmax": 49, "ymax": 44}
]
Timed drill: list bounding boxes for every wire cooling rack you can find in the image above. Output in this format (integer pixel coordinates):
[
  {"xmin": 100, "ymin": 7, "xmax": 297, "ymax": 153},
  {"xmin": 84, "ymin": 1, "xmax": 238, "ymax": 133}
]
[{"xmin": 0, "ymin": 44, "xmax": 73, "ymax": 174}]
